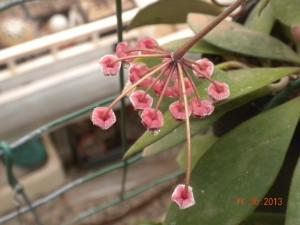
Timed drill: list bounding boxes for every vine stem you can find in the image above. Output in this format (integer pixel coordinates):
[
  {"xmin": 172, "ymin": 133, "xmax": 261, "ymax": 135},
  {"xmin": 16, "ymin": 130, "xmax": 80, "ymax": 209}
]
[
  {"xmin": 173, "ymin": 0, "xmax": 247, "ymax": 60},
  {"xmin": 177, "ymin": 63, "xmax": 192, "ymax": 187}
]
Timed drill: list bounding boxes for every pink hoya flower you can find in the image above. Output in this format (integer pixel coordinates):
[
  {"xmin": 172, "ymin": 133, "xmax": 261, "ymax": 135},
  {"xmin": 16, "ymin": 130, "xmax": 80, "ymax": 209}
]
[
  {"xmin": 169, "ymin": 101, "xmax": 191, "ymax": 121},
  {"xmin": 173, "ymin": 78, "xmax": 194, "ymax": 98},
  {"xmin": 191, "ymin": 99, "xmax": 215, "ymax": 118},
  {"xmin": 116, "ymin": 41, "xmax": 133, "ymax": 61},
  {"xmin": 171, "ymin": 184, "xmax": 195, "ymax": 209},
  {"xmin": 138, "ymin": 37, "xmax": 159, "ymax": 51},
  {"xmin": 141, "ymin": 108, "xmax": 164, "ymax": 131},
  {"xmin": 208, "ymin": 81, "xmax": 230, "ymax": 101},
  {"xmin": 193, "ymin": 58, "xmax": 214, "ymax": 78},
  {"xmin": 91, "ymin": 107, "xmax": 116, "ymax": 130},
  {"xmin": 129, "ymin": 64, "xmax": 153, "ymax": 88},
  {"xmin": 129, "ymin": 90, "xmax": 153, "ymax": 110},
  {"xmin": 99, "ymin": 54, "xmax": 121, "ymax": 76},
  {"xmin": 153, "ymin": 80, "xmax": 174, "ymax": 97}
]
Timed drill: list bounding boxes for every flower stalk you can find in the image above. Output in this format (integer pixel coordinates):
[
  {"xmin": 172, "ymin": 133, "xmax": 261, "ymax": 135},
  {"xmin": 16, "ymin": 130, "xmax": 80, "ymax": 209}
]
[
  {"xmin": 178, "ymin": 63, "xmax": 192, "ymax": 187},
  {"xmin": 173, "ymin": 0, "xmax": 247, "ymax": 60}
]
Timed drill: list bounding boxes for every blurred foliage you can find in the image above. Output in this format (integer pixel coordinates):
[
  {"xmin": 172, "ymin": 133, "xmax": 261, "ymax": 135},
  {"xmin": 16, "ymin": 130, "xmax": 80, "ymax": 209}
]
[{"xmin": 129, "ymin": 0, "xmax": 221, "ymax": 29}]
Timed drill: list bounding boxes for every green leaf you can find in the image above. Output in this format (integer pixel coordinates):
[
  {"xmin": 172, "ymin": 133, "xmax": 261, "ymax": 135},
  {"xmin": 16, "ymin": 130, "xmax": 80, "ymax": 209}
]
[
  {"xmin": 188, "ymin": 13, "xmax": 300, "ymax": 63},
  {"xmin": 245, "ymin": 0, "xmax": 275, "ymax": 34},
  {"xmin": 125, "ymin": 67, "xmax": 299, "ymax": 159},
  {"xmin": 285, "ymin": 157, "xmax": 300, "ymax": 225},
  {"xmin": 177, "ymin": 132, "xmax": 218, "ymax": 170},
  {"xmin": 165, "ymin": 96, "xmax": 300, "ymax": 225},
  {"xmin": 270, "ymin": 0, "xmax": 300, "ymax": 26},
  {"xmin": 163, "ymin": 38, "xmax": 226, "ymax": 55},
  {"xmin": 129, "ymin": 0, "xmax": 221, "ymax": 29},
  {"xmin": 241, "ymin": 212, "xmax": 284, "ymax": 225}
]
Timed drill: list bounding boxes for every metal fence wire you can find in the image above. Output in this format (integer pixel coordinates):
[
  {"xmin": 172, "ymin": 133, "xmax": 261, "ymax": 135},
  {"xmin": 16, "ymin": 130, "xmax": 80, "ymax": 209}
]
[{"xmin": 0, "ymin": 1, "xmax": 183, "ymax": 224}]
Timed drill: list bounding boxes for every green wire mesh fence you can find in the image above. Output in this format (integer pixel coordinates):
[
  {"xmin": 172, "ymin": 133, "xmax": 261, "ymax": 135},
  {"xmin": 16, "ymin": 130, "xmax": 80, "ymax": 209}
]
[{"xmin": 0, "ymin": 0, "xmax": 184, "ymax": 224}]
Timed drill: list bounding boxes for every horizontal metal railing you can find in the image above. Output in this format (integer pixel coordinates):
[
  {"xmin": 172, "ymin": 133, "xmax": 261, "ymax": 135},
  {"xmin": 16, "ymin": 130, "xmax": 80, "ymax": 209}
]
[{"xmin": 0, "ymin": 7, "xmax": 139, "ymax": 76}]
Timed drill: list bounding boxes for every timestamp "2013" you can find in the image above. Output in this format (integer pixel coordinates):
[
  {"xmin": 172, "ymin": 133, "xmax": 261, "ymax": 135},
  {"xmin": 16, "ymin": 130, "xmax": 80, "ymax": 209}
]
[{"xmin": 263, "ymin": 197, "xmax": 283, "ymax": 206}]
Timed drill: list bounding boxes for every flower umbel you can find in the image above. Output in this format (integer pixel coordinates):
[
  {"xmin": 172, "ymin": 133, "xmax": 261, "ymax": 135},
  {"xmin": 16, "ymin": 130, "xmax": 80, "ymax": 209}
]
[
  {"xmin": 91, "ymin": 0, "xmax": 247, "ymax": 210},
  {"xmin": 92, "ymin": 37, "xmax": 230, "ymax": 209},
  {"xmin": 92, "ymin": 38, "xmax": 230, "ymax": 209},
  {"xmin": 171, "ymin": 184, "xmax": 195, "ymax": 209}
]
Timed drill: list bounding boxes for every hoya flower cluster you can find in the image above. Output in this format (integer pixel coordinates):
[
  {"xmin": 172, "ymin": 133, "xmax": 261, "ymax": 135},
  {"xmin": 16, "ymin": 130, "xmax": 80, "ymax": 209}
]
[
  {"xmin": 92, "ymin": 37, "xmax": 229, "ymax": 132},
  {"xmin": 91, "ymin": 37, "xmax": 230, "ymax": 210}
]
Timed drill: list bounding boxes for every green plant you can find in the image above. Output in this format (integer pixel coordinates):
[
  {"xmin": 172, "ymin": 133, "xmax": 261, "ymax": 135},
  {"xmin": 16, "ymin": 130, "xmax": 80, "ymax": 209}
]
[{"xmin": 118, "ymin": 0, "xmax": 300, "ymax": 224}]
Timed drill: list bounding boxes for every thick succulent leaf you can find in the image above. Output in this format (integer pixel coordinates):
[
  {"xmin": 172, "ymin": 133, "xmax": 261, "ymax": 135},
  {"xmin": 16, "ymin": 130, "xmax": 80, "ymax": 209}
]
[
  {"xmin": 177, "ymin": 133, "xmax": 218, "ymax": 170},
  {"xmin": 245, "ymin": 0, "xmax": 275, "ymax": 34},
  {"xmin": 164, "ymin": 38, "xmax": 225, "ymax": 55},
  {"xmin": 270, "ymin": 0, "xmax": 300, "ymax": 26},
  {"xmin": 129, "ymin": 0, "xmax": 221, "ymax": 29},
  {"xmin": 285, "ymin": 157, "xmax": 300, "ymax": 225},
  {"xmin": 165, "ymin": 96, "xmax": 300, "ymax": 225},
  {"xmin": 126, "ymin": 67, "xmax": 299, "ymax": 159},
  {"xmin": 188, "ymin": 14, "xmax": 300, "ymax": 63}
]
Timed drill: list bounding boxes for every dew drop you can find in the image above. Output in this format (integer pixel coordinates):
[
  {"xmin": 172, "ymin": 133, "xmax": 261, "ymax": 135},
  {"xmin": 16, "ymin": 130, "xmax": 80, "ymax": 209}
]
[{"xmin": 151, "ymin": 129, "xmax": 161, "ymax": 135}]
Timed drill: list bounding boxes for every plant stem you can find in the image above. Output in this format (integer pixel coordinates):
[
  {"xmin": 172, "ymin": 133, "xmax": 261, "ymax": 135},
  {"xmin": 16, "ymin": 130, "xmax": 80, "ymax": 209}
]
[
  {"xmin": 177, "ymin": 63, "xmax": 192, "ymax": 187},
  {"xmin": 114, "ymin": 53, "xmax": 169, "ymax": 63},
  {"xmin": 173, "ymin": 0, "xmax": 247, "ymax": 60},
  {"xmin": 155, "ymin": 66, "xmax": 175, "ymax": 110},
  {"xmin": 108, "ymin": 62, "xmax": 169, "ymax": 110}
]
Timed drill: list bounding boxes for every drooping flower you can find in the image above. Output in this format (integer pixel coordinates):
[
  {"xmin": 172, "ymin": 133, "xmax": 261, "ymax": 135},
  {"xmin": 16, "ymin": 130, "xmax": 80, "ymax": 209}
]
[
  {"xmin": 138, "ymin": 37, "xmax": 160, "ymax": 52},
  {"xmin": 91, "ymin": 107, "xmax": 116, "ymax": 130},
  {"xmin": 129, "ymin": 64, "xmax": 153, "ymax": 88},
  {"xmin": 116, "ymin": 41, "xmax": 133, "ymax": 61},
  {"xmin": 191, "ymin": 98, "xmax": 215, "ymax": 118},
  {"xmin": 99, "ymin": 54, "xmax": 121, "ymax": 76},
  {"xmin": 173, "ymin": 78, "xmax": 194, "ymax": 98},
  {"xmin": 169, "ymin": 101, "xmax": 191, "ymax": 121},
  {"xmin": 153, "ymin": 80, "xmax": 174, "ymax": 97},
  {"xmin": 193, "ymin": 58, "xmax": 214, "ymax": 78},
  {"xmin": 140, "ymin": 108, "xmax": 164, "ymax": 131},
  {"xmin": 129, "ymin": 90, "xmax": 153, "ymax": 110},
  {"xmin": 208, "ymin": 81, "xmax": 230, "ymax": 101},
  {"xmin": 171, "ymin": 184, "xmax": 195, "ymax": 209}
]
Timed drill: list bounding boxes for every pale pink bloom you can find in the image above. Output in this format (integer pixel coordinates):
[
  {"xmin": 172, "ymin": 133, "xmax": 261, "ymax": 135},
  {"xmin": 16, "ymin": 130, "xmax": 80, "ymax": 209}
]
[
  {"xmin": 191, "ymin": 98, "xmax": 214, "ymax": 118},
  {"xmin": 141, "ymin": 108, "xmax": 164, "ymax": 131},
  {"xmin": 208, "ymin": 81, "xmax": 230, "ymax": 101},
  {"xmin": 138, "ymin": 37, "xmax": 160, "ymax": 53},
  {"xmin": 153, "ymin": 80, "xmax": 174, "ymax": 97},
  {"xmin": 129, "ymin": 90, "xmax": 153, "ymax": 110},
  {"xmin": 116, "ymin": 41, "xmax": 133, "ymax": 61},
  {"xmin": 169, "ymin": 101, "xmax": 191, "ymax": 121},
  {"xmin": 173, "ymin": 78, "xmax": 194, "ymax": 98},
  {"xmin": 129, "ymin": 64, "xmax": 153, "ymax": 88},
  {"xmin": 193, "ymin": 58, "xmax": 214, "ymax": 78},
  {"xmin": 171, "ymin": 184, "xmax": 195, "ymax": 209},
  {"xmin": 99, "ymin": 55, "xmax": 121, "ymax": 76},
  {"xmin": 91, "ymin": 107, "xmax": 116, "ymax": 130}
]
